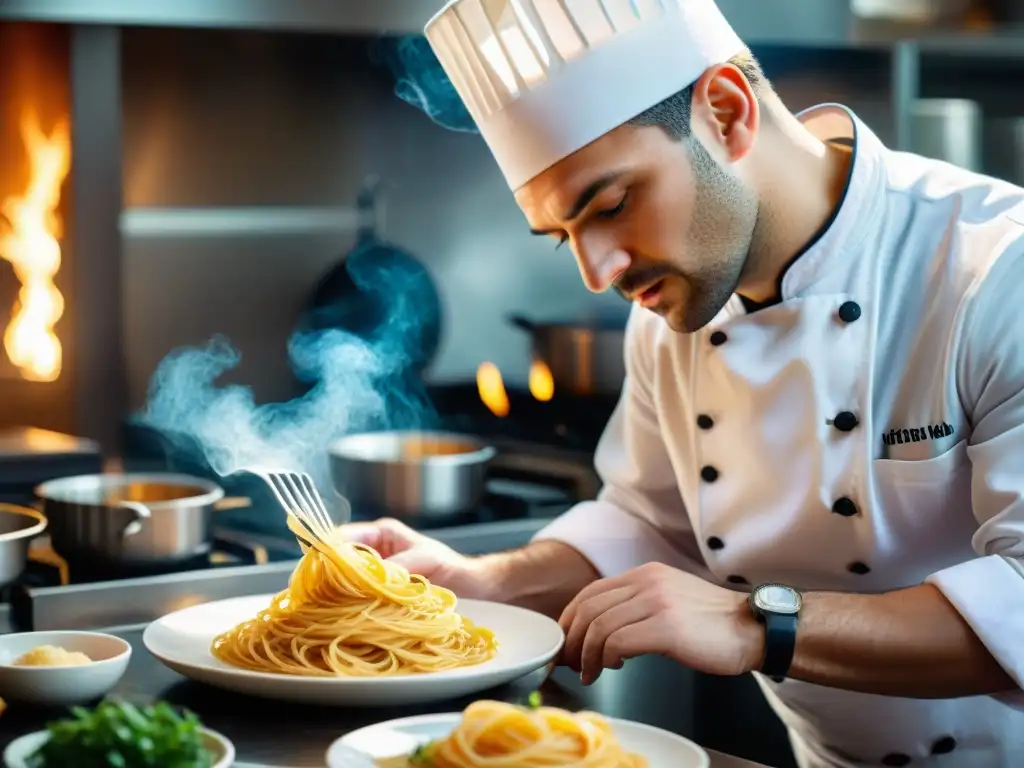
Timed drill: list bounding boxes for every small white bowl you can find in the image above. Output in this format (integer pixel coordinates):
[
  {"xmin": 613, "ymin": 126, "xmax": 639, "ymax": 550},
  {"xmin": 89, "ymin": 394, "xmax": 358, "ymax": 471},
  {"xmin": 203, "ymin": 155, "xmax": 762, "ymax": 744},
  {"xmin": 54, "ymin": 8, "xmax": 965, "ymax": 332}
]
[
  {"xmin": 0, "ymin": 631, "xmax": 131, "ymax": 706},
  {"xmin": 3, "ymin": 726, "xmax": 235, "ymax": 768}
]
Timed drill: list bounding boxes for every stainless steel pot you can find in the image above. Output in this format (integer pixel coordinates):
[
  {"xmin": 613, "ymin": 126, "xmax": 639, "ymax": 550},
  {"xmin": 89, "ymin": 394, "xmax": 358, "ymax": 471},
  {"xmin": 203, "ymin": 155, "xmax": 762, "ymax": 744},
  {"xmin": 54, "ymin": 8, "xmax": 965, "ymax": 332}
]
[
  {"xmin": 329, "ymin": 431, "xmax": 496, "ymax": 519},
  {"xmin": 0, "ymin": 504, "xmax": 47, "ymax": 586},
  {"xmin": 35, "ymin": 473, "xmax": 228, "ymax": 565},
  {"xmin": 509, "ymin": 314, "xmax": 626, "ymax": 397},
  {"xmin": 908, "ymin": 99, "xmax": 982, "ymax": 172},
  {"xmin": 984, "ymin": 117, "xmax": 1024, "ymax": 186}
]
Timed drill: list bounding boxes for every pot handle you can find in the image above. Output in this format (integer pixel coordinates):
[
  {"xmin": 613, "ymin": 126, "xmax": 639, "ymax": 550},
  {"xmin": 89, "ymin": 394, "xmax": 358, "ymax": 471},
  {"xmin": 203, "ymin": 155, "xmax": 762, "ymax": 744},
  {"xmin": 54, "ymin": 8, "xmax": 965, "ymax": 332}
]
[
  {"xmin": 118, "ymin": 501, "xmax": 151, "ymax": 539},
  {"xmin": 507, "ymin": 314, "xmax": 535, "ymax": 332},
  {"xmin": 214, "ymin": 497, "xmax": 252, "ymax": 512}
]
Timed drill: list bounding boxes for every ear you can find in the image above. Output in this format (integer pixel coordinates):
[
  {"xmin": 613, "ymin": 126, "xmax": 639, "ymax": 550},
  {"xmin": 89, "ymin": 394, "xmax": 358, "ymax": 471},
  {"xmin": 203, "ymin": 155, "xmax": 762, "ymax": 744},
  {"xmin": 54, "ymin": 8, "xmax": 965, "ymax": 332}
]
[{"xmin": 690, "ymin": 62, "xmax": 759, "ymax": 163}]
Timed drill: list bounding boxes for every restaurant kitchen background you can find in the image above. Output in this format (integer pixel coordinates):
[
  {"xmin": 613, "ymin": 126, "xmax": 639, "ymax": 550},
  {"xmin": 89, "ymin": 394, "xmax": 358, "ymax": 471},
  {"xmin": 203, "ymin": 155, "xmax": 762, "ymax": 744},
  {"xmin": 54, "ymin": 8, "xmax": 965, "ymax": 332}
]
[{"xmin": 1, "ymin": 1, "xmax": 1024, "ymax": 766}]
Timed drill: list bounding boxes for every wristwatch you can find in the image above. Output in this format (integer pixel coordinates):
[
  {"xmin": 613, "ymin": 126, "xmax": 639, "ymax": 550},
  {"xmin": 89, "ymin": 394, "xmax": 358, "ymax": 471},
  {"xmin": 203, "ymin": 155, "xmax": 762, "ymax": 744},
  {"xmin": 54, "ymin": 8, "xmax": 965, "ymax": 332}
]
[{"xmin": 748, "ymin": 583, "xmax": 802, "ymax": 679}]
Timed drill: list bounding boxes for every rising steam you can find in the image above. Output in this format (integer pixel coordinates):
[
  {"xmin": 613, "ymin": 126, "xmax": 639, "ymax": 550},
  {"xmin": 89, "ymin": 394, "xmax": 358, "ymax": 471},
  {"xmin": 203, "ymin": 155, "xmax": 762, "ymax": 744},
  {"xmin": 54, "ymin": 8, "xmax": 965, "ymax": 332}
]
[
  {"xmin": 138, "ymin": 240, "xmax": 439, "ymax": 522},
  {"xmin": 371, "ymin": 36, "xmax": 478, "ymax": 134},
  {"xmin": 139, "ymin": 36, "xmax": 470, "ymax": 524}
]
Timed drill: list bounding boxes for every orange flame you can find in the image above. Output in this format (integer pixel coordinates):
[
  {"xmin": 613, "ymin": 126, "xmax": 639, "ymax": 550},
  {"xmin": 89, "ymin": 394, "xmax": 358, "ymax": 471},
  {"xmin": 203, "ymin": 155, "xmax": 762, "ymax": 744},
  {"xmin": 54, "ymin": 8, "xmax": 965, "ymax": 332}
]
[
  {"xmin": 0, "ymin": 110, "xmax": 70, "ymax": 382},
  {"xmin": 477, "ymin": 362, "xmax": 510, "ymax": 418},
  {"xmin": 529, "ymin": 359, "xmax": 554, "ymax": 402}
]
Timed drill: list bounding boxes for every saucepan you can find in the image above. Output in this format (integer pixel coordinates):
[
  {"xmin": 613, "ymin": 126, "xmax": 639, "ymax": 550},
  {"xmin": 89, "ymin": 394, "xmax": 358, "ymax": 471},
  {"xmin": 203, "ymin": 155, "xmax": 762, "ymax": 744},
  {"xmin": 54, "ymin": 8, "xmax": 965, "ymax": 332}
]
[
  {"xmin": 508, "ymin": 314, "xmax": 627, "ymax": 397},
  {"xmin": 0, "ymin": 505, "xmax": 47, "ymax": 587},
  {"xmin": 328, "ymin": 430, "xmax": 496, "ymax": 519},
  {"xmin": 34, "ymin": 473, "xmax": 249, "ymax": 567}
]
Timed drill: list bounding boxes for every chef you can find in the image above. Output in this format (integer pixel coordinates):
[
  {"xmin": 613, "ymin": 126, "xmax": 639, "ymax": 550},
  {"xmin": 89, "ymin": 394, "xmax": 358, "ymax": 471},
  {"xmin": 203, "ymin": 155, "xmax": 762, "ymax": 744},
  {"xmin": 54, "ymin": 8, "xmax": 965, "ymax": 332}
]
[{"xmin": 341, "ymin": 0, "xmax": 1024, "ymax": 765}]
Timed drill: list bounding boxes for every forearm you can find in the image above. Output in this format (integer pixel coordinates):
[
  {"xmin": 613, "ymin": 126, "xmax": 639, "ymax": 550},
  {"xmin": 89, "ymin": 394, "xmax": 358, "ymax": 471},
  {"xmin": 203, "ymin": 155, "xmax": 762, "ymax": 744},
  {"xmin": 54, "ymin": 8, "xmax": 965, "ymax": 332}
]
[
  {"xmin": 477, "ymin": 540, "xmax": 600, "ymax": 619},
  {"xmin": 786, "ymin": 583, "xmax": 1016, "ymax": 698}
]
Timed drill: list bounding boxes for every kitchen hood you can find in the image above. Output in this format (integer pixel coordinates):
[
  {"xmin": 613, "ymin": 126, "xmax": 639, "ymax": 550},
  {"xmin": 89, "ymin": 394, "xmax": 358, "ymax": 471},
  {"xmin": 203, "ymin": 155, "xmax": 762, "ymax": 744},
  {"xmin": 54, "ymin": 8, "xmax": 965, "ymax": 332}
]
[
  {"xmin": 3, "ymin": 0, "xmax": 1019, "ymax": 55},
  {"xmin": 0, "ymin": 0, "xmax": 435, "ymax": 35}
]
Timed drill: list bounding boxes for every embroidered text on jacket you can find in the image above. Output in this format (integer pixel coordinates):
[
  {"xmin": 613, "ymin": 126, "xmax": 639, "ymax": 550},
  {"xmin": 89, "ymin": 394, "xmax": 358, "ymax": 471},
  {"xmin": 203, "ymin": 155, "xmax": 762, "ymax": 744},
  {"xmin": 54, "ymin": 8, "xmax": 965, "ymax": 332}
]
[{"xmin": 881, "ymin": 422, "xmax": 953, "ymax": 447}]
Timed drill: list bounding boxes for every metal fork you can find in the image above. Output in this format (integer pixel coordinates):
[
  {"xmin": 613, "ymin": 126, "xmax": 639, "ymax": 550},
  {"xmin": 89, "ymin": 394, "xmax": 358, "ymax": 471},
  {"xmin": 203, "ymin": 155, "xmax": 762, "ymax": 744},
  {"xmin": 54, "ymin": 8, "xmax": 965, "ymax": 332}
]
[{"xmin": 246, "ymin": 467, "xmax": 336, "ymax": 542}]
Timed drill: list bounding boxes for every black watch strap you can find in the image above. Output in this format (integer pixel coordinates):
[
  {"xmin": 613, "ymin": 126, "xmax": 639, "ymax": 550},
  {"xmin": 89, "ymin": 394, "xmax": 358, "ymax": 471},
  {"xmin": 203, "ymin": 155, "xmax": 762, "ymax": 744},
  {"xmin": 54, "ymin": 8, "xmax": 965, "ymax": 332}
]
[{"xmin": 760, "ymin": 612, "xmax": 798, "ymax": 678}]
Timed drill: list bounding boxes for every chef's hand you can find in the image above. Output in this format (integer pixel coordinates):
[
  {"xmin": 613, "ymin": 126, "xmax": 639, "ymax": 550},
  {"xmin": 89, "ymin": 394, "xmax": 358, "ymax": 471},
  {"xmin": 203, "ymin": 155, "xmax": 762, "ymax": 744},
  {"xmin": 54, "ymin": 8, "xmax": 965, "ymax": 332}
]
[
  {"xmin": 338, "ymin": 517, "xmax": 492, "ymax": 599},
  {"xmin": 559, "ymin": 562, "xmax": 763, "ymax": 684}
]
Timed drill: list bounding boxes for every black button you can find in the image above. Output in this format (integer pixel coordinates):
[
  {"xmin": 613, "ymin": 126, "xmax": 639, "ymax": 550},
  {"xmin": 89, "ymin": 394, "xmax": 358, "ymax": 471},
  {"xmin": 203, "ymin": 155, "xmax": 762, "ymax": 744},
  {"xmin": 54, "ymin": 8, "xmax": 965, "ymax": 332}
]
[
  {"xmin": 697, "ymin": 414, "xmax": 714, "ymax": 430},
  {"xmin": 709, "ymin": 330, "xmax": 728, "ymax": 346},
  {"xmin": 707, "ymin": 536, "xmax": 725, "ymax": 551},
  {"xmin": 838, "ymin": 301, "xmax": 862, "ymax": 323},
  {"xmin": 701, "ymin": 466, "xmax": 719, "ymax": 483},
  {"xmin": 832, "ymin": 497, "xmax": 858, "ymax": 517},
  {"xmin": 726, "ymin": 574, "xmax": 749, "ymax": 585},
  {"xmin": 848, "ymin": 561, "xmax": 871, "ymax": 575},
  {"xmin": 881, "ymin": 753, "xmax": 912, "ymax": 767},
  {"xmin": 833, "ymin": 411, "xmax": 859, "ymax": 432},
  {"xmin": 930, "ymin": 737, "xmax": 957, "ymax": 755}
]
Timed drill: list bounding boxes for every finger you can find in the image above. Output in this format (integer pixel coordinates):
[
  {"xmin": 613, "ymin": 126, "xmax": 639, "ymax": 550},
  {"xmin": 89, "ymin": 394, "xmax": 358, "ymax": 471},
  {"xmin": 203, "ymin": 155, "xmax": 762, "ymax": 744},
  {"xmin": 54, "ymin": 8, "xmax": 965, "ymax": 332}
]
[
  {"xmin": 560, "ymin": 571, "xmax": 637, "ymax": 630},
  {"xmin": 561, "ymin": 569, "xmax": 638, "ymax": 622},
  {"xmin": 600, "ymin": 616, "xmax": 663, "ymax": 674},
  {"xmin": 580, "ymin": 598, "xmax": 652, "ymax": 685},
  {"xmin": 561, "ymin": 586, "xmax": 636, "ymax": 673},
  {"xmin": 338, "ymin": 522, "xmax": 384, "ymax": 549},
  {"xmin": 386, "ymin": 547, "xmax": 438, "ymax": 577}
]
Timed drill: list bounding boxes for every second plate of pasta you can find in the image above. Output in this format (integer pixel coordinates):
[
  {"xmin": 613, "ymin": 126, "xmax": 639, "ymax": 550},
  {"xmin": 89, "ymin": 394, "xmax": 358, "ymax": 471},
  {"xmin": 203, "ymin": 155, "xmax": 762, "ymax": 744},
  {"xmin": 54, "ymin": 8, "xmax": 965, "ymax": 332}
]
[
  {"xmin": 327, "ymin": 702, "xmax": 711, "ymax": 767},
  {"xmin": 143, "ymin": 594, "xmax": 563, "ymax": 706}
]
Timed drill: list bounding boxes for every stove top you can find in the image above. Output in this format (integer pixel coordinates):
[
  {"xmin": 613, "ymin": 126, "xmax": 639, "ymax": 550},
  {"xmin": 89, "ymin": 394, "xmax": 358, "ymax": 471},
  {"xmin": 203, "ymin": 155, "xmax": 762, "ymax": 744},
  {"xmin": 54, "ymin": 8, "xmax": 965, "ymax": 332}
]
[
  {"xmin": 7, "ymin": 532, "xmax": 291, "ymax": 594},
  {"xmin": 1, "ymin": 456, "xmax": 595, "ymax": 603},
  {"xmin": 427, "ymin": 383, "xmax": 618, "ymax": 454},
  {"xmin": 0, "ymin": 380, "xmax": 609, "ymax": 611}
]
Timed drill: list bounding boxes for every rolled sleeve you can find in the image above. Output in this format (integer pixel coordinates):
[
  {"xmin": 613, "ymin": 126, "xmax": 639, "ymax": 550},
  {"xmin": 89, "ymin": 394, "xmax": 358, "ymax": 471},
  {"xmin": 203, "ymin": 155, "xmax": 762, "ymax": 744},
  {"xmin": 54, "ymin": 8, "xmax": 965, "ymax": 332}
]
[
  {"xmin": 533, "ymin": 307, "xmax": 711, "ymax": 580},
  {"xmin": 927, "ymin": 230, "xmax": 1024, "ymax": 706}
]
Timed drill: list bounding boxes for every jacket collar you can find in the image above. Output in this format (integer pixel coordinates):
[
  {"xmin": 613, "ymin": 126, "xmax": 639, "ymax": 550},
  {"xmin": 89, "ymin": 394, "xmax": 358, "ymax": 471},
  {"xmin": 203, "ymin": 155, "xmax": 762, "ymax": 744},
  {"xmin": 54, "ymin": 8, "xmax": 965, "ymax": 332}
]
[{"xmin": 778, "ymin": 103, "xmax": 888, "ymax": 300}]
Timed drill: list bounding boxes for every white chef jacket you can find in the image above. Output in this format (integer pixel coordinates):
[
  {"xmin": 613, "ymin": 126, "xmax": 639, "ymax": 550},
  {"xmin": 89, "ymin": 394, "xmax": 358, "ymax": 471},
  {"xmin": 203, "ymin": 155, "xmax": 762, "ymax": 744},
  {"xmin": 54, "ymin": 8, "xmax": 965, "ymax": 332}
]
[{"xmin": 533, "ymin": 103, "xmax": 1024, "ymax": 768}]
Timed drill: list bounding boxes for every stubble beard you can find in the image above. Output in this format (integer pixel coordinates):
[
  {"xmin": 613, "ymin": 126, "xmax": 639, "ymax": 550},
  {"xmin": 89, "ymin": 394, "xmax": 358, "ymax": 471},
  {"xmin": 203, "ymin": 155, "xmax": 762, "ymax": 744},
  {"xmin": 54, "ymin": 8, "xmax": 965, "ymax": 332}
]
[{"xmin": 672, "ymin": 137, "xmax": 759, "ymax": 333}]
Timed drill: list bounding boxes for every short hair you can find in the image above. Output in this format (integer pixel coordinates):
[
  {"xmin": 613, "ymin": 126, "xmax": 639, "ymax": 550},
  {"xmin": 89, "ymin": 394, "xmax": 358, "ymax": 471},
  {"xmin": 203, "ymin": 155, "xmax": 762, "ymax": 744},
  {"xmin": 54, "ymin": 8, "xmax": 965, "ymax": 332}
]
[{"xmin": 627, "ymin": 51, "xmax": 767, "ymax": 141}]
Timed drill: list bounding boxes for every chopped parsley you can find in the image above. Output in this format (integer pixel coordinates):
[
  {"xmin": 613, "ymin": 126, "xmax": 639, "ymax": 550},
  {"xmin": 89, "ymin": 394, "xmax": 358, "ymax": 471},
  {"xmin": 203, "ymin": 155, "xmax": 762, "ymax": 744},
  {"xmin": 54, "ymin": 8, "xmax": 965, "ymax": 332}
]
[
  {"xmin": 26, "ymin": 699, "xmax": 212, "ymax": 768},
  {"xmin": 409, "ymin": 743, "xmax": 434, "ymax": 766}
]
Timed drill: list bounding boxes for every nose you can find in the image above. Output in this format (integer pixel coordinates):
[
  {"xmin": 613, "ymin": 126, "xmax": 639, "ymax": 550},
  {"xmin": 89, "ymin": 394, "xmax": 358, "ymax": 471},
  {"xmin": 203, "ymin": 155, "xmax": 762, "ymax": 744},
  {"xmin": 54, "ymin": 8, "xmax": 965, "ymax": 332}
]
[{"xmin": 573, "ymin": 240, "xmax": 630, "ymax": 293}]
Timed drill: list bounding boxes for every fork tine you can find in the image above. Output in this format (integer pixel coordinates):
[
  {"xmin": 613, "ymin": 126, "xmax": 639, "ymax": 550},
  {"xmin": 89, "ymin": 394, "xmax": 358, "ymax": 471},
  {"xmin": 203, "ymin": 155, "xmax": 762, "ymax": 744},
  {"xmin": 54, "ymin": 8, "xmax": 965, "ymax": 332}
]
[
  {"xmin": 283, "ymin": 472, "xmax": 331, "ymax": 542},
  {"xmin": 257, "ymin": 470, "xmax": 291, "ymax": 513},
  {"xmin": 278, "ymin": 475, "xmax": 323, "ymax": 544},
  {"xmin": 279, "ymin": 474, "xmax": 308, "ymax": 519},
  {"xmin": 246, "ymin": 467, "xmax": 338, "ymax": 546},
  {"xmin": 298, "ymin": 474, "xmax": 333, "ymax": 531}
]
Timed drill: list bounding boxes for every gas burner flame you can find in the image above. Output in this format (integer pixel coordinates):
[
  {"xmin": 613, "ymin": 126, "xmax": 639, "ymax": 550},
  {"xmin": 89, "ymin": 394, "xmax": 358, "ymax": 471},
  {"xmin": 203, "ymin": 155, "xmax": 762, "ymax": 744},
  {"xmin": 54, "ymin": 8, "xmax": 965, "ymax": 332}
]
[
  {"xmin": 529, "ymin": 359, "xmax": 554, "ymax": 402},
  {"xmin": 477, "ymin": 362, "xmax": 510, "ymax": 418},
  {"xmin": 0, "ymin": 110, "xmax": 70, "ymax": 382}
]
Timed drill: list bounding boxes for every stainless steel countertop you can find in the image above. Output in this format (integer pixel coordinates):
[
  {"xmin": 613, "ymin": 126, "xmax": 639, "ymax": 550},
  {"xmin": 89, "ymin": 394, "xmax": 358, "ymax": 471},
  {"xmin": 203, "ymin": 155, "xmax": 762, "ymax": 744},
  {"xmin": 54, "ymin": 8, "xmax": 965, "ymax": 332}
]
[{"xmin": 0, "ymin": 624, "xmax": 769, "ymax": 767}]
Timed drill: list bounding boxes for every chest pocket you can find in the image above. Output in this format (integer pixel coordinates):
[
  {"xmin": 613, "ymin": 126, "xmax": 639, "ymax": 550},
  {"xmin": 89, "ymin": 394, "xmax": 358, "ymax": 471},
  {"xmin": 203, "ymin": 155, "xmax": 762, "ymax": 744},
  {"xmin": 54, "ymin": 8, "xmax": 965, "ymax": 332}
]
[{"xmin": 870, "ymin": 439, "xmax": 977, "ymax": 582}]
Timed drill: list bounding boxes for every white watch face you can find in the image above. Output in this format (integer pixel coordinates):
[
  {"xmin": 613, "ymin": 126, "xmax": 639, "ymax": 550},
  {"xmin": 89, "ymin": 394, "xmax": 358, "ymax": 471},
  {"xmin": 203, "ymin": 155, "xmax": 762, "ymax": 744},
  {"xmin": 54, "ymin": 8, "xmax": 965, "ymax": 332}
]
[{"xmin": 755, "ymin": 585, "xmax": 801, "ymax": 615}]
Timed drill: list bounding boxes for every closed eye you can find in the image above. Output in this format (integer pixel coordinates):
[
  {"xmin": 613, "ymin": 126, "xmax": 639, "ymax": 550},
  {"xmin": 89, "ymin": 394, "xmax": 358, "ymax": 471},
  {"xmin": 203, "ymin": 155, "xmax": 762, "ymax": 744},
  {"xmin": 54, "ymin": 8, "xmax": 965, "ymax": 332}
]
[{"xmin": 595, "ymin": 194, "xmax": 627, "ymax": 220}]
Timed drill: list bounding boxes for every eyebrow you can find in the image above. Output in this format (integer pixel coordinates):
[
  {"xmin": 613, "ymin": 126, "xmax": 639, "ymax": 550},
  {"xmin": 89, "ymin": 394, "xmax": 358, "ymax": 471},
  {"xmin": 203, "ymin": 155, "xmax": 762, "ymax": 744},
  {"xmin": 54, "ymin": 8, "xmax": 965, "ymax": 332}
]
[{"xmin": 529, "ymin": 171, "xmax": 626, "ymax": 236}]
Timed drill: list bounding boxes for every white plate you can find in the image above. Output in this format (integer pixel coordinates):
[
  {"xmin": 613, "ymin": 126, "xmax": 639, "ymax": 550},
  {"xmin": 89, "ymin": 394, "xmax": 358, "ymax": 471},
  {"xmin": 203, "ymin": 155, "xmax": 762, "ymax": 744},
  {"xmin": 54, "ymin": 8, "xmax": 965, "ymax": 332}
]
[
  {"xmin": 4, "ymin": 727, "xmax": 235, "ymax": 768},
  {"xmin": 143, "ymin": 594, "xmax": 564, "ymax": 706},
  {"xmin": 327, "ymin": 712, "xmax": 711, "ymax": 768}
]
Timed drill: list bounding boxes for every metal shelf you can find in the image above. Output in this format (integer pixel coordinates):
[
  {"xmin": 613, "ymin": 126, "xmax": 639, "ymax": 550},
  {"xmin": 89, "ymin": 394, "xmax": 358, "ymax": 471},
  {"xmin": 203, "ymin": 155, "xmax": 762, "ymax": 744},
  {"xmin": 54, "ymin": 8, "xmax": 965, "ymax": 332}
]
[
  {"xmin": 0, "ymin": 0, "xmax": 434, "ymax": 35},
  {"xmin": 2, "ymin": 0, "xmax": 1024, "ymax": 59},
  {"xmin": 120, "ymin": 207, "xmax": 361, "ymax": 238}
]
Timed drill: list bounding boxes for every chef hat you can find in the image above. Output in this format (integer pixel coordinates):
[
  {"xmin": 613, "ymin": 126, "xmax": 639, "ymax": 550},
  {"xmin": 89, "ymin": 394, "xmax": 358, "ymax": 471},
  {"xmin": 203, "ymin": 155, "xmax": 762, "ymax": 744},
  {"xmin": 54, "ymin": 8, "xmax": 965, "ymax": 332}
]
[{"xmin": 424, "ymin": 0, "xmax": 745, "ymax": 190}]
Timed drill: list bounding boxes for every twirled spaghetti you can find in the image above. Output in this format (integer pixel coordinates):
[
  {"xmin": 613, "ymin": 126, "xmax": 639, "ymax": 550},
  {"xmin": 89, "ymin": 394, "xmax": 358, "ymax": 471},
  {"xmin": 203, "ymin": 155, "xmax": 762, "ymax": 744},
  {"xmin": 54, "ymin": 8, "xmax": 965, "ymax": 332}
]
[
  {"xmin": 210, "ymin": 514, "xmax": 497, "ymax": 677},
  {"xmin": 394, "ymin": 700, "xmax": 647, "ymax": 768}
]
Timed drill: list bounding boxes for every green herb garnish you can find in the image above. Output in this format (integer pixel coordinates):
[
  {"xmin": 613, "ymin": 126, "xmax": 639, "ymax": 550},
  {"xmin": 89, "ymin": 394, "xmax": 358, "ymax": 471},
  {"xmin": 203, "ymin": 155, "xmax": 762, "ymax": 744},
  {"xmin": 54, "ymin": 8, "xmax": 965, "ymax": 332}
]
[
  {"xmin": 409, "ymin": 743, "xmax": 435, "ymax": 766},
  {"xmin": 26, "ymin": 699, "xmax": 212, "ymax": 768},
  {"xmin": 525, "ymin": 690, "xmax": 543, "ymax": 709}
]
